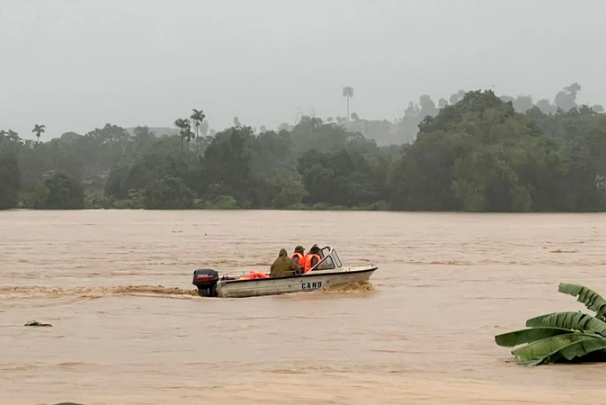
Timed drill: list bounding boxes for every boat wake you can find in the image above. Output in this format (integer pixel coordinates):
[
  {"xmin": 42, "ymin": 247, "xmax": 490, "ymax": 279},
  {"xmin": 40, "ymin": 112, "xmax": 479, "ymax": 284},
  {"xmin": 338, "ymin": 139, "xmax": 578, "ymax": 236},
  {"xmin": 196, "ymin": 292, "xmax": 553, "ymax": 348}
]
[
  {"xmin": 0, "ymin": 285, "xmax": 199, "ymax": 300},
  {"xmin": 0, "ymin": 282, "xmax": 376, "ymax": 300},
  {"xmin": 318, "ymin": 281, "xmax": 376, "ymax": 294}
]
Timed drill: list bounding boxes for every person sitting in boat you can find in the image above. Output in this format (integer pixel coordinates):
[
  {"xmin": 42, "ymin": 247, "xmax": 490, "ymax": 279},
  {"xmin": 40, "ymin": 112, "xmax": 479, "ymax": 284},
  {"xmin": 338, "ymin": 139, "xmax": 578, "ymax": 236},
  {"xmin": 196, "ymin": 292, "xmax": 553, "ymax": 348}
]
[
  {"xmin": 270, "ymin": 248, "xmax": 300, "ymax": 278},
  {"xmin": 291, "ymin": 245, "xmax": 305, "ymax": 273},
  {"xmin": 303, "ymin": 245, "xmax": 322, "ymax": 273}
]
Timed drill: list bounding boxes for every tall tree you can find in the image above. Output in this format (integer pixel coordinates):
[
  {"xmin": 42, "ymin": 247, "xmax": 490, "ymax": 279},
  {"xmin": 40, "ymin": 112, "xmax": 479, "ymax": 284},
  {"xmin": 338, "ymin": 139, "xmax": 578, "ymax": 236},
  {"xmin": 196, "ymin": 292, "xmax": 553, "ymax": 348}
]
[
  {"xmin": 174, "ymin": 118, "xmax": 191, "ymax": 152},
  {"xmin": 183, "ymin": 120, "xmax": 193, "ymax": 151},
  {"xmin": 190, "ymin": 109, "xmax": 206, "ymax": 154},
  {"xmin": 342, "ymin": 86, "xmax": 354, "ymax": 122},
  {"xmin": 32, "ymin": 124, "xmax": 45, "ymax": 143}
]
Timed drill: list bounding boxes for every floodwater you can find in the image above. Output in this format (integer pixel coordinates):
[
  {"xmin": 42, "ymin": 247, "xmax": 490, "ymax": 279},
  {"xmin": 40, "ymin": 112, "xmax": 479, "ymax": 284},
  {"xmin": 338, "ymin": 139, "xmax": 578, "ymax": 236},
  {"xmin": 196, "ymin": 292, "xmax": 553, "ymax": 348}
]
[{"xmin": 1, "ymin": 210, "xmax": 605, "ymax": 405}]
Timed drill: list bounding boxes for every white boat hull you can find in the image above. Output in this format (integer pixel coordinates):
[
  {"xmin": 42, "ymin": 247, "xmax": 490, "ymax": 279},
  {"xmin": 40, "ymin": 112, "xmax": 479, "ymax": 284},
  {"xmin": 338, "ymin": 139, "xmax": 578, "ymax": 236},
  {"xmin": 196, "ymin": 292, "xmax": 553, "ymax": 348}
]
[{"xmin": 215, "ymin": 266, "xmax": 376, "ymax": 298}]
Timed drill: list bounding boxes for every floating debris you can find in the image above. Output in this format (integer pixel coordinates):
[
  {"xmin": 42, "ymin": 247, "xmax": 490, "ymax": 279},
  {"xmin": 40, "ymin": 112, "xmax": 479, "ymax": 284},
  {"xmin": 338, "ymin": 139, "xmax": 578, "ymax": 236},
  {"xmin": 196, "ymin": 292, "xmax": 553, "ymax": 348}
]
[
  {"xmin": 52, "ymin": 403, "xmax": 86, "ymax": 405},
  {"xmin": 24, "ymin": 320, "xmax": 53, "ymax": 327}
]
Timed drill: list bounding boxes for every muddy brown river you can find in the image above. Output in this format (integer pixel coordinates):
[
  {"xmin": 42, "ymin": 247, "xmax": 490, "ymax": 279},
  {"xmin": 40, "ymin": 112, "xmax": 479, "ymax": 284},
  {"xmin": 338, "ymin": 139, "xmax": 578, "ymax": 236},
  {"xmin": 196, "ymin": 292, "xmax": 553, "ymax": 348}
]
[{"xmin": 1, "ymin": 210, "xmax": 605, "ymax": 404}]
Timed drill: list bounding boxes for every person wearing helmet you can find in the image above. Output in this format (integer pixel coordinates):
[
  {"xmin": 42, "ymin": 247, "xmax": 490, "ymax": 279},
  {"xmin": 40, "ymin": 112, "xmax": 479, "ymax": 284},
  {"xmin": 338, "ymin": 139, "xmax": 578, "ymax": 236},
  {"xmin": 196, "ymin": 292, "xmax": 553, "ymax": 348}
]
[
  {"xmin": 303, "ymin": 244, "xmax": 322, "ymax": 273},
  {"xmin": 291, "ymin": 245, "xmax": 306, "ymax": 274}
]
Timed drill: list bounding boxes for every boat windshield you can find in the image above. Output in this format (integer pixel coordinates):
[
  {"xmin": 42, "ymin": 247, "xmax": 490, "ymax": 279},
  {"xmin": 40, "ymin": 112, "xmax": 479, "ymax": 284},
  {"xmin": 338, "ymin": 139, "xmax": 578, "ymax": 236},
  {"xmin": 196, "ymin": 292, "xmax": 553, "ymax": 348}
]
[
  {"xmin": 332, "ymin": 249, "xmax": 343, "ymax": 268},
  {"xmin": 312, "ymin": 246, "xmax": 342, "ymax": 271}
]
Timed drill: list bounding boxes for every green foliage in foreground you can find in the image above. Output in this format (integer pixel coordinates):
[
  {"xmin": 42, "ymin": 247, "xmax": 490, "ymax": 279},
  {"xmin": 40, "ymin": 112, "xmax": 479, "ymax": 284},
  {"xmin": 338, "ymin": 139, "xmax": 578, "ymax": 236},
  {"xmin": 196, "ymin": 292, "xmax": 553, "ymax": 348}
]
[{"xmin": 495, "ymin": 283, "xmax": 606, "ymax": 366}]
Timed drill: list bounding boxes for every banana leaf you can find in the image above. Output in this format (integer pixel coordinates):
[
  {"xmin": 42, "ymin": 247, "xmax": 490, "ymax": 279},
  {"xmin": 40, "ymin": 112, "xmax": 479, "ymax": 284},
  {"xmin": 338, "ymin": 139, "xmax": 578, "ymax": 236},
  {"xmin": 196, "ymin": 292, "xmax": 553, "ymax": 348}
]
[
  {"xmin": 519, "ymin": 357, "xmax": 550, "ymax": 367},
  {"xmin": 525, "ymin": 312, "xmax": 556, "ymax": 326},
  {"xmin": 495, "ymin": 327, "xmax": 572, "ymax": 347},
  {"xmin": 558, "ymin": 338, "xmax": 606, "ymax": 362},
  {"xmin": 558, "ymin": 283, "xmax": 606, "ymax": 320},
  {"xmin": 511, "ymin": 333, "xmax": 600, "ymax": 365},
  {"xmin": 525, "ymin": 311, "xmax": 606, "ymax": 337}
]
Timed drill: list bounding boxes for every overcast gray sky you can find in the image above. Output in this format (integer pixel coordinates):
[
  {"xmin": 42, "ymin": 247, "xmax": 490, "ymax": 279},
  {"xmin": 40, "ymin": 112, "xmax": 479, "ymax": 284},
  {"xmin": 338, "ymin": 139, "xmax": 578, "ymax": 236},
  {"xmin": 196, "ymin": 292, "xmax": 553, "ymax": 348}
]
[{"xmin": 1, "ymin": 0, "xmax": 605, "ymax": 140}]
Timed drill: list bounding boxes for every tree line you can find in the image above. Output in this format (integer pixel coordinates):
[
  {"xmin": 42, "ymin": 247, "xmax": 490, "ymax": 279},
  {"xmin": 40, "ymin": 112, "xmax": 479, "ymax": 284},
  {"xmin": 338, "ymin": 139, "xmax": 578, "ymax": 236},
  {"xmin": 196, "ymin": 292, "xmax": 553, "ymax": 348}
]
[{"xmin": 1, "ymin": 87, "xmax": 605, "ymax": 212}]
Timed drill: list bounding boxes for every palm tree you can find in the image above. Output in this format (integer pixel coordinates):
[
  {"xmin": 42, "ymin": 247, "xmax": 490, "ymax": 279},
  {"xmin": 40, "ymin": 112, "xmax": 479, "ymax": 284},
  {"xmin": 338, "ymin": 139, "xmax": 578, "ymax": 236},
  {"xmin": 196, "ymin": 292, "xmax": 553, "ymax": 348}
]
[
  {"xmin": 495, "ymin": 283, "xmax": 606, "ymax": 366},
  {"xmin": 32, "ymin": 124, "xmax": 45, "ymax": 143},
  {"xmin": 190, "ymin": 109, "xmax": 206, "ymax": 154},
  {"xmin": 5, "ymin": 130, "xmax": 20, "ymax": 143},
  {"xmin": 184, "ymin": 121, "xmax": 193, "ymax": 150},
  {"xmin": 174, "ymin": 118, "xmax": 191, "ymax": 152},
  {"xmin": 342, "ymin": 86, "xmax": 354, "ymax": 122}
]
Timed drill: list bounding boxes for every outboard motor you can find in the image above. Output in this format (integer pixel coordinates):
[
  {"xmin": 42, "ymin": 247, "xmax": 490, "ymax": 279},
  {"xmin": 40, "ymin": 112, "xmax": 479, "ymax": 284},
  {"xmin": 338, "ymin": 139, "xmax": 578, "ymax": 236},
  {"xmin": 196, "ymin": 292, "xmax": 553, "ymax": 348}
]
[{"xmin": 192, "ymin": 268, "xmax": 219, "ymax": 297}]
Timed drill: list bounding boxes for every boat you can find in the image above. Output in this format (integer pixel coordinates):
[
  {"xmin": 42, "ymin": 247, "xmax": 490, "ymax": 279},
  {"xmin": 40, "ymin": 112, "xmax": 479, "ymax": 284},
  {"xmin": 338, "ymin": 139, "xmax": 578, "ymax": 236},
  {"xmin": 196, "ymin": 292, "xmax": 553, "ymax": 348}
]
[{"xmin": 191, "ymin": 245, "xmax": 377, "ymax": 298}]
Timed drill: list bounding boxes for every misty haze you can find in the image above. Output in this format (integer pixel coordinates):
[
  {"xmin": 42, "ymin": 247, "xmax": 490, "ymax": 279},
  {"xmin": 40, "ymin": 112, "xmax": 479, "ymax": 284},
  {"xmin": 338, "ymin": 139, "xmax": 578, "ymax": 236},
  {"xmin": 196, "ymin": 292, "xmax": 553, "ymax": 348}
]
[{"xmin": 1, "ymin": 1, "xmax": 606, "ymax": 404}]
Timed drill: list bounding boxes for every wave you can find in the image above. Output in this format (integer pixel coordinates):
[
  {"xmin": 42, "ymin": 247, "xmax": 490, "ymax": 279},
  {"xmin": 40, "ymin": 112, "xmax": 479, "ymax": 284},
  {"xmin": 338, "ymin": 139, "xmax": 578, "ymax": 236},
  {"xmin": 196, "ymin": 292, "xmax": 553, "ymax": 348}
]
[
  {"xmin": 318, "ymin": 281, "xmax": 376, "ymax": 294},
  {"xmin": 0, "ymin": 285, "xmax": 199, "ymax": 300}
]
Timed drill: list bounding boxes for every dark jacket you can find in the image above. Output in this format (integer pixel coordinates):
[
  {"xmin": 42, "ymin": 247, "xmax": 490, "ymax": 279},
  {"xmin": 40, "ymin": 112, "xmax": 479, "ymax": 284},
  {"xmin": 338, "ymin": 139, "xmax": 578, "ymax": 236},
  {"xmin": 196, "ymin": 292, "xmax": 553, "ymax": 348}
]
[{"xmin": 270, "ymin": 248, "xmax": 299, "ymax": 278}]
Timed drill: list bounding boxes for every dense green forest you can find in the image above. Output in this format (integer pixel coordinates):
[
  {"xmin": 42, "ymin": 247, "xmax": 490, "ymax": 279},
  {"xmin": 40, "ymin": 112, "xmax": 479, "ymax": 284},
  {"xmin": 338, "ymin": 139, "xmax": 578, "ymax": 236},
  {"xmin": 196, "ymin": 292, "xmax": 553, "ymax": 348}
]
[{"xmin": 1, "ymin": 86, "xmax": 605, "ymax": 212}]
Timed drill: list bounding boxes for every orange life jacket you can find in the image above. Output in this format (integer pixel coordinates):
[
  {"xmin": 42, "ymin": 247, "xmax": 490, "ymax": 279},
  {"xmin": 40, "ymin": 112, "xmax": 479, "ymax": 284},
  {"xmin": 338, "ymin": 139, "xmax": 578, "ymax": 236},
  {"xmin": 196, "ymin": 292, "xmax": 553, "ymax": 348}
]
[
  {"xmin": 291, "ymin": 252, "xmax": 304, "ymax": 268},
  {"xmin": 238, "ymin": 270, "xmax": 269, "ymax": 280},
  {"xmin": 304, "ymin": 253, "xmax": 321, "ymax": 273}
]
